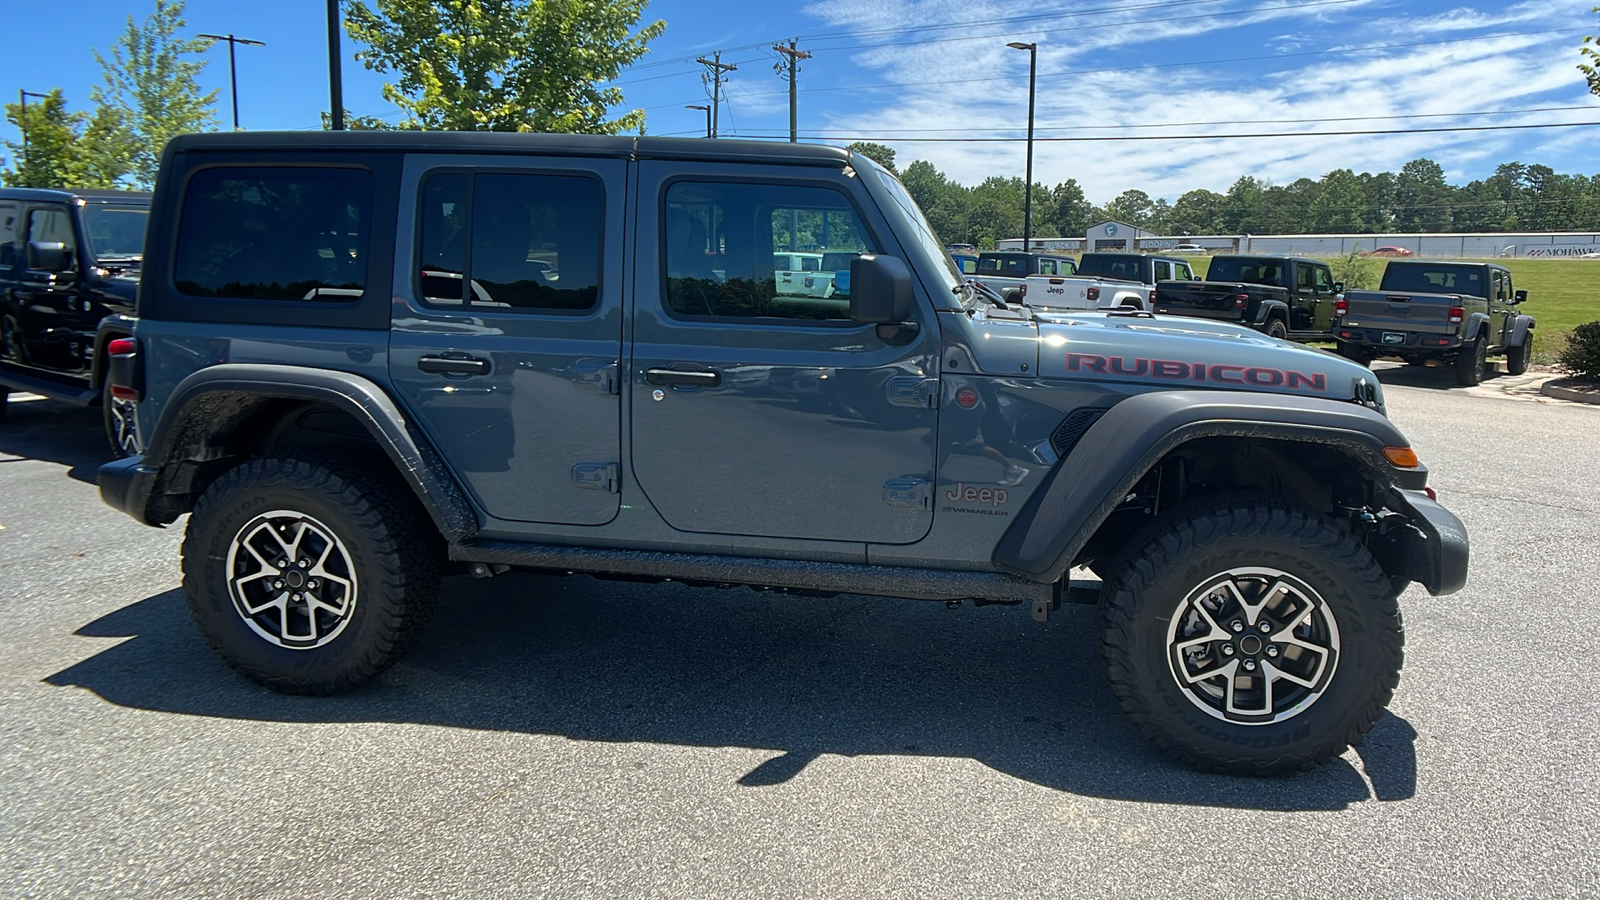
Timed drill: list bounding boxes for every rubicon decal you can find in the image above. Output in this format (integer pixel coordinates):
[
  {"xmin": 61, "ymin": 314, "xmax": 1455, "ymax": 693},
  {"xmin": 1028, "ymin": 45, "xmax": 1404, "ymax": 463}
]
[{"xmin": 1064, "ymin": 353, "xmax": 1328, "ymax": 392}]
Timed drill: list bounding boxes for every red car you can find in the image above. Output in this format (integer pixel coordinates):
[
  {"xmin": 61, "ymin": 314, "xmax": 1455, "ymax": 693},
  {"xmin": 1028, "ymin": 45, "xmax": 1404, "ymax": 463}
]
[{"xmin": 1366, "ymin": 246, "xmax": 1414, "ymax": 257}]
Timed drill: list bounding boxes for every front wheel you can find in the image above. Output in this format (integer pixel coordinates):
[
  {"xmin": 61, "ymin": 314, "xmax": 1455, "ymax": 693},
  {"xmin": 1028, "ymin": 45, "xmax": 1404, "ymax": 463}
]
[
  {"xmin": 1454, "ymin": 335, "xmax": 1488, "ymax": 386},
  {"xmin": 181, "ymin": 456, "xmax": 442, "ymax": 694},
  {"xmin": 1097, "ymin": 497, "xmax": 1403, "ymax": 775},
  {"xmin": 1506, "ymin": 331, "xmax": 1533, "ymax": 376},
  {"xmin": 1265, "ymin": 319, "xmax": 1288, "ymax": 341}
]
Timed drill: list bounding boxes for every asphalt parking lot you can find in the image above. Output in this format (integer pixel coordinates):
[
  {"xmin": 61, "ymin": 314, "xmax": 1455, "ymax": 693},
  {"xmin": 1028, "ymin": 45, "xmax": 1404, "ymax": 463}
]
[{"xmin": 2, "ymin": 366, "xmax": 1597, "ymax": 899}]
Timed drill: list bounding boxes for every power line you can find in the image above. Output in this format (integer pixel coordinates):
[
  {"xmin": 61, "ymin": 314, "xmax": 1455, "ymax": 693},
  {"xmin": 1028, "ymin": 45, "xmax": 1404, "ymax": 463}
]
[{"xmin": 754, "ymin": 120, "xmax": 1600, "ymax": 143}]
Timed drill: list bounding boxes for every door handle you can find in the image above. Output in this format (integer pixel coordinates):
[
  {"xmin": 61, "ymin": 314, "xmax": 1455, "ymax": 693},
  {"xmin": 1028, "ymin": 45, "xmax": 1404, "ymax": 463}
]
[
  {"xmin": 418, "ymin": 355, "xmax": 490, "ymax": 376},
  {"xmin": 645, "ymin": 367, "xmax": 721, "ymax": 387}
]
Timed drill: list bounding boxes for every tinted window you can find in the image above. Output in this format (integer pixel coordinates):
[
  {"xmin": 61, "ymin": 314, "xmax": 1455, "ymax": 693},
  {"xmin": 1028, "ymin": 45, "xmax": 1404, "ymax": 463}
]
[
  {"xmin": 28, "ymin": 206, "xmax": 76, "ymax": 269},
  {"xmin": 1313, "ymin": 267, "xmax": 1334, "ymax": 292},
  {"xmin": 1297, "ymin": 265, "xmax": 1315, "ymax": 289},
  {"xmin": 1379, "ymin": 264, "xmax": 1486, "ymax": 297},
  {"xmin": 1207, "ymin": 258, "xmax": 1286, "ymax": 286},
  {"xmin": 175, "ymin": 166, "xmax": 372, "ymax": 300},
  {"xmin": 0, "ymin": 203, "xmax": 19, "ymax": 269},
  {"xmin": 1077, "ymin": 255, "xmax": 1142, "ymax": 281},
  {"xmin": 1154, "ymin": 261, "xmax": 1171, "ymax": 281},
  {"xmin": 976, "ymin": 254, "xmax": 1029, "ymax": 276},
  {"xmin": 663, "ymin": 181, "xmax": 875, "ymax": 321},
  {"xmin": 417, "ymin": 171, "xmax": 602, "ymax": 312}
]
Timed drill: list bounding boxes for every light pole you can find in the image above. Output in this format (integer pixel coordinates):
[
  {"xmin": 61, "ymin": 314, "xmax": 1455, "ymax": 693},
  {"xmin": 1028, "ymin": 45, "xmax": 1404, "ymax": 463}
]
[
  {"xmin": 18, "ymin": 90, "xmax": 49, "ymax": 181},
  {"xmin": 1007, "ymin": 41, "xmax": 1038, "ymax": 251},
  {"xmin": 685, "ymin": 105, "xmax": 710, "ymax": 139},
  {"xmin": 327, "ymin": 0, "xmax": 344, "ymax": 130},
  {"xmin": 198, "ymin": 33, "xmax": 266, "ymax": 130}
]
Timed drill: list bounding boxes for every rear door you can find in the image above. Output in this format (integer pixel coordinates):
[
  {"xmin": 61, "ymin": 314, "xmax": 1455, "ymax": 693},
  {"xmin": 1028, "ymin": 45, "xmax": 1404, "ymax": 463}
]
[
  {"xmin": 628, "ymin": 161, "xmax": 940, "ymax": 543},
  {"xmin": 388, "ymin": 154, "xmax": 626, "ymax": 526}
]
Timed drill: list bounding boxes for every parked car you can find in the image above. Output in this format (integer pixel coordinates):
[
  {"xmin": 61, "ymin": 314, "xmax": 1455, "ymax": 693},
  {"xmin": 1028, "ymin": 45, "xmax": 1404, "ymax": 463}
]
[
  {"xmin": 945, "ymin": 242, "xmax": 977, "ymax": 254},
  {"xmin": 1021, "ymin": 252, "xmax": 1196, "ymax": 311},
  {"xmin": 1173, "ymin": 243, "xmax": 1208, "ymax": 254},
  {"xmin": 968, "ymin": 251, "xmax": 1077, "ymax": 297},
  {"xmin": 949, "ymin": 252, "xmax": 978, "ymax": 275},
  {"xmin": 1366, "ymin": 246, "xmax": 1414, "ymax": 257},
  {"xmin": 1336, "ymin": 260, "xmax": 1534, "ymax": 385},
  {"xmin": 0, "ymin": 187, "xmax": 151, "ymax": 454},
  {"xmin": 1155, "ymin": 255, "xmax": 1342, "ymax": 342},
  {"xmin": 99, "ymin": 131, "xmax": 1467, "ymax": 775}
]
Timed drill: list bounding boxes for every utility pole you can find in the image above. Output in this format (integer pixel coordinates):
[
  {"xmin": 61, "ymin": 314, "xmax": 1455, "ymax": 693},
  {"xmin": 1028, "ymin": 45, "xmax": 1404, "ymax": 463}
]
[
  {"xmin": 326, "ymin": 0, "xmax": 345, "ymax": 130},
  {"xmin": 772, "ymin": 40, "xmax": 811, "ymax": 143},
  {"xmin": 198, "ymin": 33, "xmax": 266, "ymax": 130},
  {"xmin": 695, "ymin": 52, "xmax": 736, "ymax": 139},
  {"xmin": 18, "ymin": 90, "xmax": 48, "ymax": 181},
  {"xmin": 1007, "ymin": 41, "xmax": 1038, "ymax": 250}
]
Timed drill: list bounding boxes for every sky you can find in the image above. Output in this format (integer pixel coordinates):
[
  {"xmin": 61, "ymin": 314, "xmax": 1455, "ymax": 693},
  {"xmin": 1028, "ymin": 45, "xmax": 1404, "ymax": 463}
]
[{"xmin": 3, "ymin": 0, "xmax": 1597, "ymax": 204}]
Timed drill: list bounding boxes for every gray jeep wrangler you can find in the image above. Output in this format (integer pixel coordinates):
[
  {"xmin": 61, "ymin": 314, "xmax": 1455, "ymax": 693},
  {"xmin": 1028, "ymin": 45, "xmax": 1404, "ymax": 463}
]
[{"xmin": 99, "ymin": 132, "xmax": 1468, "ymax": 775}]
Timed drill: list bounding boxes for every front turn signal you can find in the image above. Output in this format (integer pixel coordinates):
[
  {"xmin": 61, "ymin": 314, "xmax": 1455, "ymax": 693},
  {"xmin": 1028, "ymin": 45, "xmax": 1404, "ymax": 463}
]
[{"xmin": 1383, "ymin": 446, "xmax": 1421, "ymax": 468}]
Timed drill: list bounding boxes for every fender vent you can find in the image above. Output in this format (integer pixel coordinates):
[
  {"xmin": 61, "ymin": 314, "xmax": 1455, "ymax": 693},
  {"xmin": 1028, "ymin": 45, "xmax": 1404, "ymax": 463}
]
[{"xmin": 1050, "ymin": 408, "xmax": 1106, "ymax": 457}]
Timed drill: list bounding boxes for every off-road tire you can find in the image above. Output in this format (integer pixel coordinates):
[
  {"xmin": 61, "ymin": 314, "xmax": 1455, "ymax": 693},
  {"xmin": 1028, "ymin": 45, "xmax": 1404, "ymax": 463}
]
[
  {"xmin": 1265, "ymin": 318, "xmax": 1288, "ymax": 341},
  {"xmin": 1505, "ymin": 331, "xmax": 1533, "ymax": 376},
  {"xmin": 1337, "ymin": 342, "xmax": 1374, "ymax": 367},
  {"xmin": 1454, "ymin": 335, "xmax": 1487, "ymax": 386},
  {"xmin": 0, "ymin": 390, "xmax": 7, "ymax": 423},
  {"xmin": 1097, "ymin": 497, "xmax": 1404, "ymax": 776},
  {"xmin": 182, "ymin": 456, "xmax": 442, "ymax": 694}
]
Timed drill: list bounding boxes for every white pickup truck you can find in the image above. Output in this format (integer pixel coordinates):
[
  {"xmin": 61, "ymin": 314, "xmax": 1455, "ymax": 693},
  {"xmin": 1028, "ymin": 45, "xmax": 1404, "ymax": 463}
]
[
  {"xmin": 774, "ymin": 252, "xmax": 835, "ymax": 298},
  {"xmin": 966, "ymin": 251, "xmax": 1078, "ymax": 298},
  {"xmin": 1018, "ymin": 251, "xmax": 1198, "ymax": 311}
]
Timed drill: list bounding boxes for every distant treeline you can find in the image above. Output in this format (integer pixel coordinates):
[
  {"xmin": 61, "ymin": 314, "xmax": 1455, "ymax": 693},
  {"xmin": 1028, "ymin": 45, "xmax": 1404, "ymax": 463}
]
[{"xmin": 847, "ymin": 145, "xmax": 1600, "ymax": 248}]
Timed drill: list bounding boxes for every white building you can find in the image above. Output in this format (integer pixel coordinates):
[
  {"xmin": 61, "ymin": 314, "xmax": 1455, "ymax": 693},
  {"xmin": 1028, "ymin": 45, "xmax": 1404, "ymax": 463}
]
[{"xmin": 998, "ymin": 226, "xmax": 1600, "ymax": 258}]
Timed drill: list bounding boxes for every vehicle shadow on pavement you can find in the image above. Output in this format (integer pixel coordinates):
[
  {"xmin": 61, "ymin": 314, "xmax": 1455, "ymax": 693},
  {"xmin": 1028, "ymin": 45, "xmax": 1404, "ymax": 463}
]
[
  {"xmin": 1368, "ymin": 361, "xmax": 1508, "ymax": 391},
  {"xmin": 47, "ymin": 574, "xmax": 1416, "ymax": 812},
  {"xmin": 0, "ymin": 398, "xmax": 112, "ymax": 484}
]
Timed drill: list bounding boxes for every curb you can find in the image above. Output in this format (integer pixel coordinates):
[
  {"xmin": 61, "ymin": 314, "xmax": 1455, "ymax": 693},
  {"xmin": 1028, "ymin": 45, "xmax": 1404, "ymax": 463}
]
[{"xmin": 1540, "ymin": 379, "xmax": 1600, "ymax": 405}]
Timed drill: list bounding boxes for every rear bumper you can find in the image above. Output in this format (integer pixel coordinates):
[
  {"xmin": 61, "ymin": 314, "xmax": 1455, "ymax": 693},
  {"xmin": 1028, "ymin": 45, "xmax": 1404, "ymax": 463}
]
[
  {"xmin": 98, "ymin": 455, "xmax": 160, "ymax": 525},
  {"xmin": 1337, "ymin": 327, "xmax": 1460, "ymax": 352}
]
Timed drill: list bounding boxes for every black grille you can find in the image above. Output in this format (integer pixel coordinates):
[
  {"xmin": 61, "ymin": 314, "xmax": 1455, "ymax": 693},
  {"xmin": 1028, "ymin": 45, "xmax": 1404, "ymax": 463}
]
[{"xmin": 1050, "ymin": 408, "xmax": 1107, "ymax": 457}]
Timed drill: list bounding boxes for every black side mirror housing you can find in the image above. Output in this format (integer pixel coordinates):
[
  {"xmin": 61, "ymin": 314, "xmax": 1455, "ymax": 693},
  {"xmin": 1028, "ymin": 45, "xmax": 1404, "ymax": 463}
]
[
  {"xmin": 27, "ymin": 240, "xmax": 71, "ymax": 273},
  {"xmin": 1513, "ymin": 289, "xmax": 1527, "ymax": 304},
  {"xmin": 1333, "ymin": 282, "xmax": 1345, "ymax": 294},
  {"xmin": 849, "ymin": 254, "xmax": 912, "ymax": 324}
]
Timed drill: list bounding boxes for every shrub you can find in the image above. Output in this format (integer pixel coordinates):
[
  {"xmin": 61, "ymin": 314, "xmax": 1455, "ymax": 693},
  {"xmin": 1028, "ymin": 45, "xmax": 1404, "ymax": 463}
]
[
  {"xmin": 1559, "ymin": 321, "xmax": 1600, "ymax": 380},
  {"xmin": 1331, "ymin": 244, "xmax": 1377, "ymax": 291}
]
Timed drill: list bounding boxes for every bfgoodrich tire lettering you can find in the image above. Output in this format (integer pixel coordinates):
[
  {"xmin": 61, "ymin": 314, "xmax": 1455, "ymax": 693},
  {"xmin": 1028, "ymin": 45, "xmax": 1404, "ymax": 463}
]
[
  {"xmin": 182, "ymin": 456, "xmax": 441, "ymax": 694},
  {"xmin": 1097, "ymin": 497, "xmax": 1403, "ymax": 775}
]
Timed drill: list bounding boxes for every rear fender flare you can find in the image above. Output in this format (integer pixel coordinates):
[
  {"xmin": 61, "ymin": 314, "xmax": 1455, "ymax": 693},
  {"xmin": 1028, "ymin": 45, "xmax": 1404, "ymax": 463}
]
[
  {"xmin": 139, "ymin": 364, "xmax": 478, "ymax": 540},
  {"xmin": 991, "ymin": 390, "xmax": 1421, "ymax": 584},
  {"xmin": 1461, "ymin": 313, "xmax": 1491, "ymax": 344},
  {"xmin": 1250, "ymin": 298, "xmax": 1289, "ymax": 326}
]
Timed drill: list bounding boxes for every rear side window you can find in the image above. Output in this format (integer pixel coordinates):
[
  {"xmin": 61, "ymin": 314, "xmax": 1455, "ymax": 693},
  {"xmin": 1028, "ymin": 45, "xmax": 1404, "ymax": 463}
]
[
  {"xmin": 0, "ymin": 203, "xmax": 18, "ymax": 269},
  {"xmin": 174, "ymin": 166, "xmax": 372, "ymax": 300},
  {"xmin": 417, "ymin": 171, "xmax": 602, "ymax": 312}
]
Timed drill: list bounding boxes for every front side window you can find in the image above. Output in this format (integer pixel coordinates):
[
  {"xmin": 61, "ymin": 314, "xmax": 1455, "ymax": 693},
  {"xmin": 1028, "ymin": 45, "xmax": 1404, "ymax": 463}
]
[
  {"xmin": 27, "ymin": 206, "xmax": 76, "ymax": 269},
  {"xmin": 417, "ymin": 171, "xmax": 602, "ymax": 312},
  {"xmin": 663, "ymin": 181, "xmax": 875, "ymax": 321},
  {"xmin": 1297, "ymin": 265, "xmax": 1316, "ymax": 290},
  {"xmin": 175, "ymin": 166, "xmax": 372, "ymax": 300},
  {"xmin": 1313, "ymin": 267, "xmax": 1334, "ymax": 292}
]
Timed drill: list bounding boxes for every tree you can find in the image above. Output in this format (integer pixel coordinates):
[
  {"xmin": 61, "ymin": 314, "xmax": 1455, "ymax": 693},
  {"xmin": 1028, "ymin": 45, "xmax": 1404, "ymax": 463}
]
[
  {"xmin": 1581, "ymin": 7, "xmax": 1600, "ymax": 95},
  {"xmin": 1310, "ymin": 169, "xmax": 1366, "ymax": 233},
  {"xmin": 1046, "ymin": 179, "xmax": 1092, "ymax": 236},
  {"xmin": 846, "ymin": 142, "xmax": 896, "ymax": 173},
  {"xmin": 1222, "ymin": 176, "xmax": 1265, "ymax": 233},
  {"xmin": 0, "ymin": 90, "xmax": 133, "ymax": 189},
  {"xmin": 92, "ymin": 0, "xmax": 219, "ymax": 189},
  {"xmin": 1102, "ymin": 189, "xmax": 1157, "ymax": 229},
  {"xmin": 1392, "ymin": 158, "xmax": 1453, "ymax": 232},
  {"xmin": 345, "ymin": 0, "xmax": 664, "ymax": 134},
  {"xmin": 1167, "ymin": 189, "xmax": 1226, "ymax": 235}
]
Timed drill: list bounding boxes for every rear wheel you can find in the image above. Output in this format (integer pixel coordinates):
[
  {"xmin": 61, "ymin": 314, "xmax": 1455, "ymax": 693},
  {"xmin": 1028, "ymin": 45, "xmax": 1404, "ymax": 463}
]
[
  {"xmin": 1265, "ymin": 319, "xmax": 1288, "ymax": 341},
  {"xmin": 0, "ymin": 315, "xmax": 24, "ymax": 365},
  {"xmin": 1454, "ymin": 335, "xmax": 1487, "ymax": 386},
  {"xmin": 182, "ymin": 456, "xmax": 441, "ymax": 694},
  {"xmin": 1337, "ymin": 342, "xmax": 1373, "ymax": 367},
  {"xmin": 1097, "ymin": 497, "xmax": 1403, "ymax": 775},
  {"xmin": 1506, "ymin": 331, "xmax": 1533, "ymax": 376}
]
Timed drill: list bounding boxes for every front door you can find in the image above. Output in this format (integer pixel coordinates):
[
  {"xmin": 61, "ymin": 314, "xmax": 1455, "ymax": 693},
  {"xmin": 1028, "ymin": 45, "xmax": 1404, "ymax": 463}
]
[
  {"xmin": 388, "ymin": 155, "xmax": 626, "ymax": 526},
  {"xmin": 13, "ymin": 204, "xmax": 84, "ymax": 373},
  {"xmin": 1488, "ymin": 270, "xmax": 1513, "ymax": 349},
  {"xmin": 628, "ymin": 162, "xmax": 941, "ymax": 544}
]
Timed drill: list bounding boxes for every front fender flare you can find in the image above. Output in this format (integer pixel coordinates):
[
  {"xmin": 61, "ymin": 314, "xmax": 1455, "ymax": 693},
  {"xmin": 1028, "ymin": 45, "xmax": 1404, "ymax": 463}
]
[
  {"xmin": 991, "ymin": 390, "xmax": 1424, "ymax": 584},
  {"xmin": 1508, "ymin": 315, "xmax": 1536, "ymax": 347},
  {"xmin": 98, "ymin": 364, "xmax": 478, "ymax": 541}
]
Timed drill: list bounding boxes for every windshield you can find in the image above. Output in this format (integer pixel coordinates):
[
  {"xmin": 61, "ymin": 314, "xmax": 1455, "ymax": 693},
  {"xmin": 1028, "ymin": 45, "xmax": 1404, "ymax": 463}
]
[
  {"xmin": 1205, "ymin": 257, "xmax": 1287, "ymax": 286},
  {"xmin": 863, "ymin": 162, "xmax": 963, "ymax": 293},
  {"xmin": 82, "ymin": 205, "xmax": 149, "ymax": 260}
]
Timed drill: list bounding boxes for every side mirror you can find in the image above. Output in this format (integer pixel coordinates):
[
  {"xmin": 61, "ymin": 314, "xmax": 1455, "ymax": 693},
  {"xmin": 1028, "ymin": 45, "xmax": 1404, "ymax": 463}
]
[
  {"xmin": 27, "ymin": 240, "xmax": 72, "ymax": 273},
  {"xmin": 849, "ymin": 254, "xmax": 912, "ymax": 325},
  {"xmin": 1513, "ymin": 290, "xmax": 1527, "ymax": 304},
  {"xmin": 1333, "ymin": 282, "xmax": 1345, "ymax": 294}
]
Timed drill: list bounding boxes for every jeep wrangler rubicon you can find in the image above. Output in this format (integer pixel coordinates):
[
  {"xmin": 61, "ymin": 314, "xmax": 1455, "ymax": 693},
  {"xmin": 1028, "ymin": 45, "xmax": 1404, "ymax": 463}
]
[{"xmin": 99, "ymin": 132, "xmax": 1468, "ymax": 775}]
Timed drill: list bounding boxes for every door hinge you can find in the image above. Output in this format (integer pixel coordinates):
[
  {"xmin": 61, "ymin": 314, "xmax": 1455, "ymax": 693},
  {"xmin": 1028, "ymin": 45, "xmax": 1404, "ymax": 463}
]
[
  {"xmin": 572, "ymin": 360, "xmax": 620, "ymax": 394},
  {"xmin": 883, "ymin": 477, "xmax": 932, "ymax": 510},
  {"xmin": 887, "ymin": 376, "xmax": 939, "ymax": 409},
  {"xmin": 573, "ymin": 462, "xmax": 620, "ymax": 493}
]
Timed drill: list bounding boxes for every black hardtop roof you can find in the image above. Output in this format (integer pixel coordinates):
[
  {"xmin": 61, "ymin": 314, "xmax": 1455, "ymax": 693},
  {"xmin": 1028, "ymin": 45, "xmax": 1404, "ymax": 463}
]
[
  {"xmin": 1210, "ymin": 254, "xmax": 1319, "ymax": 263},
  {"xmin": 0, "ymin": 187, "xmax": 152, "ymax": 204},
  {"xmin": 1081, "ymin": 250, "xmax": 1185, "ymax": 261},
  {"xmin": 165, "ymin": 130, "xmax": 853, "ymax": 167},
  {"xmin": 980, "ymin": 250, "xmax": 1075, "ymax": 259},
  {"xmin": 1383, "ymin": 258, "xmax": 1506, "ymax": 270}
]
